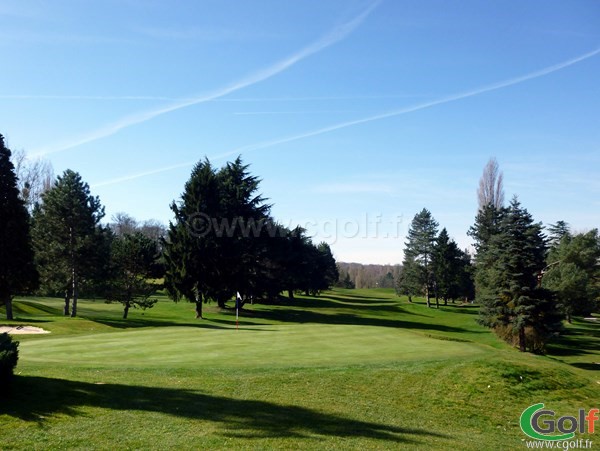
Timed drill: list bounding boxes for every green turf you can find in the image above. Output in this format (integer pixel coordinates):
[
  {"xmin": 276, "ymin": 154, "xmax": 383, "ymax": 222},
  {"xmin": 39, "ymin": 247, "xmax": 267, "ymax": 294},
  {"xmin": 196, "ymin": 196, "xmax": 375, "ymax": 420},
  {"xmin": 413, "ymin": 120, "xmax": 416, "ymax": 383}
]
[{"xmin": 1, "ymin": 289, "xmax": 598, "ymax": 450}]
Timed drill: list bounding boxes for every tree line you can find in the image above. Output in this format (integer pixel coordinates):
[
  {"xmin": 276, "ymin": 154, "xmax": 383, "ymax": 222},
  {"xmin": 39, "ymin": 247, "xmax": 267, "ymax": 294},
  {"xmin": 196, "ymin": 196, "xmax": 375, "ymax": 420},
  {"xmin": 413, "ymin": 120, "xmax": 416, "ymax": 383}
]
[
  {"xmin": 397, "ymin": 158, "xmax": 600, "ymax": 353},
  {"xmin": 0, "ymin": 135, "xmax": 338, "ymax": 321},
  {"xmin": 335, "ymin": 262, "xmax": 401, "ymax": 289}
]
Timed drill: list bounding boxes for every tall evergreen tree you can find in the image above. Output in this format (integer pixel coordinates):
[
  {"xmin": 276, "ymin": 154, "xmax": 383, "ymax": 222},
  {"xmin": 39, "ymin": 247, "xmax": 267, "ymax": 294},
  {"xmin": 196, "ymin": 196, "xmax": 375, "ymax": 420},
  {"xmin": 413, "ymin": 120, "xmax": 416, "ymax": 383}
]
[
  {"xmin": 403, "ymin": 208, "xmax": 438, "ymax": 307},
  {"xmin": 213, "ymin": 157, "xmax": 272, "ymax": 304},
  {"xmin": 32, "ymin": 170, "xmax": 106, "ymax": 317},
  {"xmin": 433, "ymin": 228, "xmax": 466, "ymax": 305},
  {"xmin": 164, "ymin": 157, "xmax": 273, "ymax": 315},
  {"xmin": 468, "ymin": 203, "xmax": 506, "ymax": 298},
  {"xmin": 543, "ymin": 229, "xmax": 600, "ymax": 321},
  {"xmin": 311, "ymin": 242, "xmax": 339, "ymax": 293},
  {"xmin": 547, "ymin": 220, "xmax": 571, "ymax": 248},
  {"xmin": 476, "ymin": 197, "xmax": 563, "ymax": 352},
  {"xmin": 163, "ymin": 159, "xmax": 220, "ymax": 318},
  {"xmin": 0, "ymin": 135, "xmax": 38, "ymax": 320}
]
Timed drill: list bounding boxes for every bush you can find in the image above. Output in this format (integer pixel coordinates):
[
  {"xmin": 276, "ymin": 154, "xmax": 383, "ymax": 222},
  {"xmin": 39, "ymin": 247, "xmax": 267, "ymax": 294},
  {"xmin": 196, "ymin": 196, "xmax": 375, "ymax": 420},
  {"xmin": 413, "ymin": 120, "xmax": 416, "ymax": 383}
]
[{"xmin": 0, "ymin": 332, "xmax": 19, "ymax": 385}]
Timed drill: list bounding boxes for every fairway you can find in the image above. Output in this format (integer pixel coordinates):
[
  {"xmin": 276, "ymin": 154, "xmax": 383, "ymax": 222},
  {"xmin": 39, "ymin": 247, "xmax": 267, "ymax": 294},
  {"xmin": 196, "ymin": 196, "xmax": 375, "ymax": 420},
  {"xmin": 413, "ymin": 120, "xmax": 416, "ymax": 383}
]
[{"xmin": 1, "ymin": 289, "xmax": 599, "ymax": 450}]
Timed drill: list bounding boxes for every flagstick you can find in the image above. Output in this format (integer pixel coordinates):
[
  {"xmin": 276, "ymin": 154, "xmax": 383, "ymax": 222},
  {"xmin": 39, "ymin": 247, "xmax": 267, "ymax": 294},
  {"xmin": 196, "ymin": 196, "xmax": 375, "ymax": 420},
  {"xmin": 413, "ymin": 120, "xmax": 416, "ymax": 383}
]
[{"xmin": 236, "ymin": 292, "xmax": 240, "ymax": 331}]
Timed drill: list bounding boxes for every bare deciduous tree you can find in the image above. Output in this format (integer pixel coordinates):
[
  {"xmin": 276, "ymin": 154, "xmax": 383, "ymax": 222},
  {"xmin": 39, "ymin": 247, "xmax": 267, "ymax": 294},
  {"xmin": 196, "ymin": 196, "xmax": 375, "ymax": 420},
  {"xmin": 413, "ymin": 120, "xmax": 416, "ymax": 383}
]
[
  {"xmin": 110, "ymin": 212, "xmax": 139, "ymax": 237},
  {"xmin": 477, "ymin": 157, "xmax": 504, "ymax": 210},
  {"xmin": 11, "ymin": 148, "xmax": 54, "ymax": 211}
]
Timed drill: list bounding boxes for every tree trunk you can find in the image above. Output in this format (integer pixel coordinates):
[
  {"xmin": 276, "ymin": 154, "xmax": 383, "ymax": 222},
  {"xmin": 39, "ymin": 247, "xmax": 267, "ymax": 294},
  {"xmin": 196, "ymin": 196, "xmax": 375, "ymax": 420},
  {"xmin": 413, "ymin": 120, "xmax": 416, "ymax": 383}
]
[
  {"xmin": 304, "ymin": 290, "xmax": 309, "ymax": 296},
  {"xmin": 195, "ymin": 292, "xmax": 203, "ymax": 319},
  {"xmin": 444, "ymin": 297, "xmax": 448, "ymax": 306},
  {"xmin": 123, "ymin": 302, "xmax": 130, "ymax": 319},
  {"xmin": 425, "ymin": 286, "xmax": 431, "ymax": 308},
  {"xmin": 288, "ymin": 289, "xmax": 294, "ymax": 300},
  {"xmin": 435, "ymin": 296, "xmax": 439, "ymax": 309},
  {"xmin": 2, "ymin": 293, "xmax": 14, "ymax": 320},
  {"xmin": 64, "ymin": 289, "xmax": 71, "ymax": 316},
  {"xmin": 408, "ymin": 295, "xmax": 412, "ymax": 303},
  {"xmin": 71, "ymin": 268, "xmax": 78, "ymax": 318},
  {"xmin": 519, "ymin": 327, "xmax": 526, "ymax": 352},
  {"xmin": 69, "ymin": 226, "xmax": 76, "ymax": 317}
]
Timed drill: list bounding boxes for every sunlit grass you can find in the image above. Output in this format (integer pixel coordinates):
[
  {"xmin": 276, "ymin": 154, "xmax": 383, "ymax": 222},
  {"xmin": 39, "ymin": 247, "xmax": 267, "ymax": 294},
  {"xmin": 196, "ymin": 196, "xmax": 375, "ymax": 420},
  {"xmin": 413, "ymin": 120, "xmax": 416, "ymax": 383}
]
[{"xmin": 1, "ymin": 289, "xmax": 598, "ymax": 449}]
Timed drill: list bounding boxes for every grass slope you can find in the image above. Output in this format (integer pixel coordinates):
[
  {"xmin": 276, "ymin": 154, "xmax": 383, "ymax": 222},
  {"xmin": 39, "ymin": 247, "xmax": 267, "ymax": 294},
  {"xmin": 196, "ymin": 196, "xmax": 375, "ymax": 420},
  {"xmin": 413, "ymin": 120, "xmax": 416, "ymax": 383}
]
[{"xmin": 1, "ymin": 289, "xmax": 598, "ymax": 450}]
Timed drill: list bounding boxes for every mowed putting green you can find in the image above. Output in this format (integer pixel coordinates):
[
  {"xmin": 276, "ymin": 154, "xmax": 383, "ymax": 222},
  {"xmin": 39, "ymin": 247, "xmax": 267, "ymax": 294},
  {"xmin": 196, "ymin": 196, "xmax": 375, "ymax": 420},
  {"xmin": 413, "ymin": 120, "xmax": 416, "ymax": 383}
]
[
  {"xmin": 1, "ymin": 289, "xmax": 599, "ymax": 450},
  {"xmin": 21, "ymin": 324, "xmax": 484, "ymax": 368}
]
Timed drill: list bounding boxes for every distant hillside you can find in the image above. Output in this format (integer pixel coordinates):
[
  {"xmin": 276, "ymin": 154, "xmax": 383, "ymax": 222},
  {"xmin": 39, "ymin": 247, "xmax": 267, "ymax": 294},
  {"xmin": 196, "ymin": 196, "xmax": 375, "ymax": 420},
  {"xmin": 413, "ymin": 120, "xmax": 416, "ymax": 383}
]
[{"xmin": 336, "ymin": 262, "xmax": 401, "ymax": 289}]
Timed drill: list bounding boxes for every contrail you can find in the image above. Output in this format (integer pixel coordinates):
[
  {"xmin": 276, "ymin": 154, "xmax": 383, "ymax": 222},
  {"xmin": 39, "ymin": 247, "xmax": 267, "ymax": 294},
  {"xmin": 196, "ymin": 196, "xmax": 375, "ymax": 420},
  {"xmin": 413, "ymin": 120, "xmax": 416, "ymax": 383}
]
[
  {"xmin": 92, "ymin": 161, "xmax": 197, "ymax": 188},
  {"xmin": 91, "ymin": 45, "xmax": 600, "ymax": 188},
  {"xmin": 30, "ymin": 1, "xmax": 380, "ymax": 157}
]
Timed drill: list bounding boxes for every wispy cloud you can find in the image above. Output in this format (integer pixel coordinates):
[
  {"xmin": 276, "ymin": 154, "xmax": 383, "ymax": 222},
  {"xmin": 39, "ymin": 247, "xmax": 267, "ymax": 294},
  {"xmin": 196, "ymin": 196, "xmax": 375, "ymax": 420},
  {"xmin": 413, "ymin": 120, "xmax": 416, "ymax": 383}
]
[
  {"xmin": 0, "ymin": 93, "xmax": 426, "ymax": 102},
  {"xmin": 92, "ymin": 161, "xmax": 195, "ymax": 188},
  {"xmin": 92, "ymin": 44, "xmax": 600, "ymax": 188},
  {"xmin": 233, "ymin": 110, "xmax": 359, "ymax": 115},
  {"xmin": 31, "ymin": 1, "xmax": 381, "ymax": 157},
  {"xmin": 213, "ymin": 45, "xmax": 600, "ymax": 156}
]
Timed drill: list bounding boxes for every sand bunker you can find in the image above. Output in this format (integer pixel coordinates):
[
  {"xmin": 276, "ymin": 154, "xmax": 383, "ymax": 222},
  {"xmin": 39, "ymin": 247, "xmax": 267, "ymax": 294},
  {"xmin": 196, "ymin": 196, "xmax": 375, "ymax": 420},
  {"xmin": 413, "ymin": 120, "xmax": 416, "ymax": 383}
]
[{"xmin": 0, "ymin": 325, "xmax": 50, "ymax": 335}]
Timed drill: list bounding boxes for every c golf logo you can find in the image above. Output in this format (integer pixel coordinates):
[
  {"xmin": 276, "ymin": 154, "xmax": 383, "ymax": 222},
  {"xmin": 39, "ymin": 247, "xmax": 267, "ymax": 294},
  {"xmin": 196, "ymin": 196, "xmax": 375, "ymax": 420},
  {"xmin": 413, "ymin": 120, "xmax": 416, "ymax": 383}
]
[{"xmin": 520, "ymin": 403, "xmax": 599, "ymax": 441}]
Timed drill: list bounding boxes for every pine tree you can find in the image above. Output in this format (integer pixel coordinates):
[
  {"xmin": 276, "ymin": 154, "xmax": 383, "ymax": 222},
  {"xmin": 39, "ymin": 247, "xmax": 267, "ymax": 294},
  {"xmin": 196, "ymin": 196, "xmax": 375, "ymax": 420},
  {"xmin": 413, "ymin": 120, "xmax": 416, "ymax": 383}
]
[
  {"xmin": 403, "ymin": 208, "xmax": 438, "ymax": 307},
  {"xmin": 32, "ymin": 170, "xmax": 106, "ymax": 317},
  {"xmin": 433, "ymin": 228, "xmax": 465, "ymax": 305},
  {"xmin": 312, "ymin": 242, "xmax": 339, "ymax": 293},
  {"xmin": 468, "ymin": 203, "xmax": 505, "ymax": 298},
  {"xmin": 476, "ymin": 197, "xmax": 563, "ymax": 352},
  {"xmin": 547, "ymin": 220, "xmax": 571, "ymax": 248},
  {"xmin": 0, "ymin": 135, "xmax": 38, "ymax": 320},
  {"xmin": 543, "ymin": 229, "xmax": 600, "ymax": 321}
]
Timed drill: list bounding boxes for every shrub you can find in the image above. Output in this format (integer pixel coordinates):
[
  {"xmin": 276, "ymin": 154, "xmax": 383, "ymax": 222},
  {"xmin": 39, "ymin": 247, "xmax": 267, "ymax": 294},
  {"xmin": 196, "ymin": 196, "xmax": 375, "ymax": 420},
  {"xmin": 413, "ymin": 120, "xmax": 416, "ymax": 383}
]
[{"xmin": 0, "ymin": 332, "xmax": 19, "ymax": 385}]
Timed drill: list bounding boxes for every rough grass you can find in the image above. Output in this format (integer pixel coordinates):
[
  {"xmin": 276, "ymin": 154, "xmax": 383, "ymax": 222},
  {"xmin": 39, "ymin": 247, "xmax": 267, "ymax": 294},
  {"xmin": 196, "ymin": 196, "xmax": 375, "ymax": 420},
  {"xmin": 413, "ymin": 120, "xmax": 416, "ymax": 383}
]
[{"xmin": 1, "ymin": 289, "xmax": 598, "ymax": 450}]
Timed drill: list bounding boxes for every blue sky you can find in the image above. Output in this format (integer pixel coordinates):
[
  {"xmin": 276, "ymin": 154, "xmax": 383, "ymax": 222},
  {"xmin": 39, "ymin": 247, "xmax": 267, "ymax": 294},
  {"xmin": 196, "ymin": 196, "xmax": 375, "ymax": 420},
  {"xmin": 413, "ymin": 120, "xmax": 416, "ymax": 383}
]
[{"xmin": 1, "ymin": 0, "xmax": 599, "ymax": 263}]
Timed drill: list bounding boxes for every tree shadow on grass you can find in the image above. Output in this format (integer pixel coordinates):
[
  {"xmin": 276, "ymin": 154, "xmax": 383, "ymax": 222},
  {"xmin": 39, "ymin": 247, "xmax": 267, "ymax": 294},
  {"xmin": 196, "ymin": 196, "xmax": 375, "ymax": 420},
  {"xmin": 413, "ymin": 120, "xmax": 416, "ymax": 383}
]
[
  {"xmin": 2, "ymin": 376, "xmax": 447, "ymax": 444},
  {"xmin": 221, "ymin": 307, "xmax": 474, "ymax": 334},
  {"xmin": 12, "ymin": 300, "xmax": 63, "ymax": 317},
  {"xmin": 270, "ymin": 295, "xmax": 424, "ymax": 316},
  {"xmin": 569, "ymin": 362, "xmax": 600, "ymax": 371},
  {"xmin": 90, "ymin": 317, "xmax": 262, "ymax": 331},
  {"xmin": 546, "ymin": 337, "xmax": 600, "ymax": 362},
  {"xmin": 311, "ymin": 295, "xmax": 393, "ymax": 306}
]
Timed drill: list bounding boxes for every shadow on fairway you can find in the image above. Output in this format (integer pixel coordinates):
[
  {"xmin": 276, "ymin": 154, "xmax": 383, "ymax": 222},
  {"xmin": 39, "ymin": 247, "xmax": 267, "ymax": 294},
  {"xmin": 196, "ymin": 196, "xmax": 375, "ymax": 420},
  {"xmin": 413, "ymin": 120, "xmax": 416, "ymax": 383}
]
[
  {"xmin": 220, "ymin": 307, "xmax": 473, "ymax": 334},
  {"xmin": 569, "ymin": 362, "xmax": 600, "ymax": 371},
  {"xmin": 90, "ymin": 317, "xmax": 226, "ymax": 330},
  {"xmin": 11, "ymin": 300, "xmax": 64, "ymax": 317},
  {"xmin": 2, "ymin": 376, "xmax": 448, "ymax": 444},
  {"xmin": 546, "ymin": 320, "xmax": 600, "ymax": 360}
]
